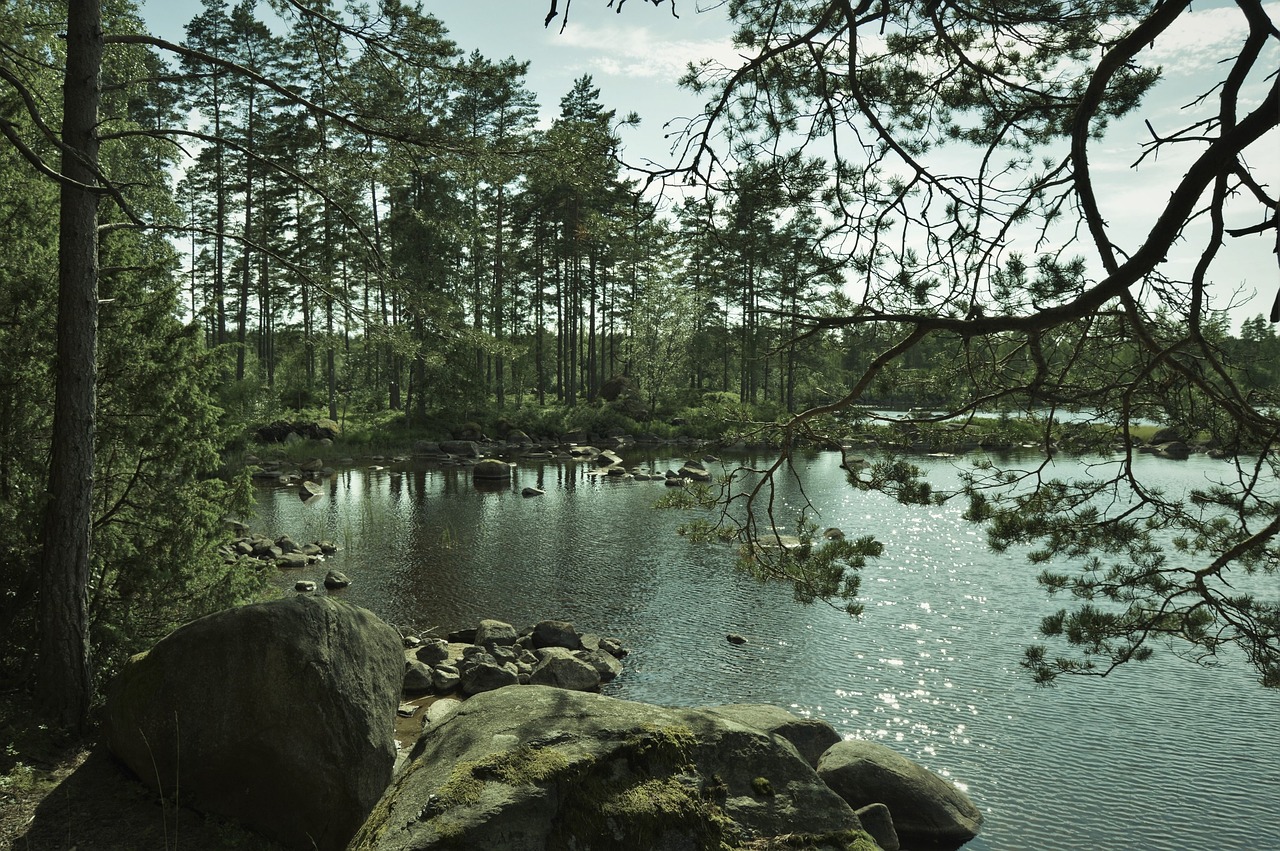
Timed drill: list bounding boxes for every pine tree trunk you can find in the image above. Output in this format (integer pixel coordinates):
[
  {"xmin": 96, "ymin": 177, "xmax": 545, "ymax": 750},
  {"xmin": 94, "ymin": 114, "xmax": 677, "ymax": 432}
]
[{"xmin": 37, "ymin": 0, "xmax": 102, "ymax": 735}]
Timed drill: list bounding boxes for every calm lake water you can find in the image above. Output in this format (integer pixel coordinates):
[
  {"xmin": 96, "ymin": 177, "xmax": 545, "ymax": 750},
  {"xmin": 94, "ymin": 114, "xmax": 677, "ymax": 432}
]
[{"xmin": 254, "ymin": 448, "xmax": 1279, "ymax": 851}]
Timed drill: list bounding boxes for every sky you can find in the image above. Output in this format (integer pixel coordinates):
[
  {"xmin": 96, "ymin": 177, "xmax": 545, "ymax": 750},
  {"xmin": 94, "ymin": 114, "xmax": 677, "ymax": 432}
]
[{"xmin": 136, "ymin": 0, "xmax": 1278, "ymax": 331}]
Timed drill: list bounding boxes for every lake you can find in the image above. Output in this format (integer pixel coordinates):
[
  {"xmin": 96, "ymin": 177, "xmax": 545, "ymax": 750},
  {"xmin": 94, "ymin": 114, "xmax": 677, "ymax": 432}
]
[{"xmin": 254, "ymin": 447, "xmax": 1279, "ymax": 851}]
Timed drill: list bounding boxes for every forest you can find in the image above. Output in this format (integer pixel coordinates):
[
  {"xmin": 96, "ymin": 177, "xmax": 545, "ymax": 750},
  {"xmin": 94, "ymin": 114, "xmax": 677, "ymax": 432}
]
[{"xmin": 1, "ymin": 0, "xmax": 1278, "ymax": 742}]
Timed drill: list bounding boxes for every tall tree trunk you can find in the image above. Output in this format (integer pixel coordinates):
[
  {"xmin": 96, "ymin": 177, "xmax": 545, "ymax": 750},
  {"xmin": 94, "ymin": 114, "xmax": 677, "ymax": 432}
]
[
  {"xmin": 235, "ymin": 88, "xmax": 255, "ymax": 382},
  {"xmin": 324, "ymin": 197, "xmax": 337, "ymax": 422},
  {"xmin": 555, "ymin": 252, "xmax": 564, "ymax": 403},
  {"xmin": 535, "ymin": 218, "xmax": 545, "ymax": 406},
  {"xmin": 37, "ymin": 0, "xmax": 101, "ymax": 735},
  {"xmin": 493, "ymin": 185, "xmax": 506, "ymax": 408},
  {"xmin": 587, "ymin": 250, "xmax": 597, "ymax": 403}
]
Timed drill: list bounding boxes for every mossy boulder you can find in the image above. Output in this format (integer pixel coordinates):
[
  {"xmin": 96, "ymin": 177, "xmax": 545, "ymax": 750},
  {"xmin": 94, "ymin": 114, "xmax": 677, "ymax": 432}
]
[
  {"xmin": 350, "ymin": 686, "xmax": 870, "ymax": 851},
  {"xmin": 105, "ymin": 596, "xmax": 403, "ymax": 851}
]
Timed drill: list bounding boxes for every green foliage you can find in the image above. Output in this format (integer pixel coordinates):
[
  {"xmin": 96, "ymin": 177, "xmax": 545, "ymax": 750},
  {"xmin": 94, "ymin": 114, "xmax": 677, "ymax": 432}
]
[
  {"xmin": 853, "ymin": 458, "xmax": 939, "ymax": 506},
  {"xmin": 737, "ymin": 520, "xmax": 882, "ymax": 617},
  {"xmin": 962, "ymin": 459, "xmax": 1280, "ymax": 687},
  {"xmin": 0, "ymin": 5, "xmax": 266, "ymax": 690},
  {"xmin": 675, "ymin": 393, "xmax": 769, "ymax": 441}
]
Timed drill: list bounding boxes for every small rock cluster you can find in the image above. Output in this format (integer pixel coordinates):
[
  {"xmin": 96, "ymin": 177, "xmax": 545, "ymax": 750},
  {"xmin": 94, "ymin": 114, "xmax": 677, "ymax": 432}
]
[
  {"xmin": 400, "ymin": 618, "xmax": 628, "ymax": 701},
  {"xmin": 248, "ymin": 457, "xmax": 339, "ymax": 501},
  {"xmin": 220, "ymin": 531, "xmax": 338, "ymax": 569},
  {"xmin": 254, "ymin": 419, "xmax": 340, "ymax": 443}
]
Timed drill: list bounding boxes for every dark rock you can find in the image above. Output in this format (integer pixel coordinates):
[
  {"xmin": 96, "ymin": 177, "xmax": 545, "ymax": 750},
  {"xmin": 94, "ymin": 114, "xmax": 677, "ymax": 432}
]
[
  {"xmin": 276, "ymin": 552, "xmax": 308, "ymax": 569},
  {"xmin": 105, "ymin": 597, "xmax": 403, "ymax": 851},
  {"xmin": 678, "ymin": 461, "xmax": 713, "ymax": 482},
  {"xmin": 1150, "ymin": 425, "xmax": 1186, "ymax": 444},
  {"xmin": 818, "ymin": 739, "xmax": 982, "ymax": 847},
  {"xmin": 432, "ymin": 666, "xmax": 461, "ymax": 693},
  {"xmin": 574, "ymin": 648, "xmax": 623, "ymax": 683},
  {"xmin": 403, "ymin": 660, "xmax": 435, "ymax": 695},
  {"xmin": 529, "ymin": 647, "xmax": 601, "ymax": 691},
  {"xmin": 598, "ymin": 636, "xmax": 628, "ymax": 657},
  {"xmin": 595, "ymin": 449, "xmax": 624, "ymax": 468},
  {"xmin": 856, "ymin": 803, "xmax": 900, "ymax": 851},
  {"xmin": 460, "ymin": 660, "xmax": 519, "ymax": 695},
  {"xmin": 474, "ymin": 619, "xmax": 517, "ymax": 648},
  {"xmin": 223, "ymin": 517, "xmax": 250, "ymax": 536},
  {"xmin": 727, "ymin": 633, "xmax": 747, "ymax": 645},
  {"xmin": 505, "ymin": 429, "xmax": 533, "ymax": 445},
  {"xmin": 447, "ymin": 627, "xmax": 477, "ymax": 644},
  {"xmin": 530, "ymin": 619, "xmax": 581, "ymax": 650},
  {"xmin": 324, "ymin": 569, "xmax": 351, "ymax": 590},
  {"xmin": 294, "ymin": 580, "xmax": 316, "ymax": 593},
  {"xmin": 414, "ymin": 639, "xmax": 450, "ymax": 667},
  {"xmin": 439, "ymin": 440, "xmax": 480, "ymax": 457},
  {"xmin": 1152, "ymin": 441, "xmax": 1190, "ymax": 460},
  {"xmin": 521, "ymin": 486, "xmax": 545, "ymax": 497}
]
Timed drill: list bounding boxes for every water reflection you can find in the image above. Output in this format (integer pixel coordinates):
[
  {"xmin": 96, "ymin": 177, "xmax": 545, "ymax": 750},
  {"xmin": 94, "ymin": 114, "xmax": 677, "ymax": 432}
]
[{"xmin": 254, "ymin": 450, "xmax": 1279, "ymax": 851}]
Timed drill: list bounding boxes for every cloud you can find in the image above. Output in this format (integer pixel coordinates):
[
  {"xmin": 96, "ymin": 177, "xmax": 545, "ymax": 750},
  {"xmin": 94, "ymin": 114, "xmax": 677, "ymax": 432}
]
[
  {"xmin": 553, "ymin": 21, "xmax": 738, "ymax": 83},
  {"xmin": 1142, "ymin": 3, "xmax": 1280, "ymax": 76}
]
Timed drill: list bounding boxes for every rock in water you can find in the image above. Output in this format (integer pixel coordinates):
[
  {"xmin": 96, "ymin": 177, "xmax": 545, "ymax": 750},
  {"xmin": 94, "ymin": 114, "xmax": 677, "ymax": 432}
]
[
  {"xmin": 818, "ymin": 738, "xmax": 983, "ymax": 847},
  {"xmin": 105, "ymin": 596, "xmax": 404, "ymax": 851},
  {"xmin": 349, "ymin": 686, "xmax": 870, "ymax": 851},
  {"xmin": 472, "ymin": 458, "xmax": 512, "ymax": 479}
]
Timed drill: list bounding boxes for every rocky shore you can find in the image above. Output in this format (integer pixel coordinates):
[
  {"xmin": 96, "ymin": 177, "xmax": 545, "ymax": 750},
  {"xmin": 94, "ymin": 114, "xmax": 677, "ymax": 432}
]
[{"xmin": 104, "ymin": 597, "xmax": 983, "ymax": 851}]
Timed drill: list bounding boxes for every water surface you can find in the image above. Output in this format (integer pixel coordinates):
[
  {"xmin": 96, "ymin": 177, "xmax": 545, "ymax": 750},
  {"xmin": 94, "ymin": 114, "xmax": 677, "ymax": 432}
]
[{"xmin": 255, "ymin": 449, "xmax": 1279, "ymax": 851}]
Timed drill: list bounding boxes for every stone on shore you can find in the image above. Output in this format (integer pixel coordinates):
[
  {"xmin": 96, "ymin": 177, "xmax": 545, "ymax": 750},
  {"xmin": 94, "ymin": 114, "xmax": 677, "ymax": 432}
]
[
  {"xmin": 528, "ymin": 647, "xmax": 601, "ymax": 691},
  {"xmin": 818, "ymin": 738, "xmax": 982, "ymax": 848},
  {"xmin": 105, "ymin": 597, "xmax": 403, "ymax": 851}
]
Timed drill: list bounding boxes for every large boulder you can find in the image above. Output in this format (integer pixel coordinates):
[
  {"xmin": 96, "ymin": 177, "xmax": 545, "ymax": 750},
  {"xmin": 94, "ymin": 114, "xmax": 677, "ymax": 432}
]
[
  {"xmin": 678, "ymin": 460, "xmax": 713, "ymax": 482},
  {"xmin": 817, "ymin": 739, "xmax": 982, "ymax": 848},
  {"xmin": 105, "ymin": 596, "xmax": 404, "ymax": 851},
  {"xmin": 530, "ymin": 618, "xmax": 582, "ymax": 650},
  {"xmin": 350, "ymin": 686, "xmax": 872, "ymax": 851},
  {"xmin": 474, "ymin": 618, "xmax": 517, "ymax": 648},
  {"xmin": 708, "ymin": 703, "xmax": 842, "ymax": 768},
  {"xmin": 473, "ymin": 458, "xmax": 513, "ymax": 479},
  {"xmin": 1151, "ymin": 441, "xmax": 1191, "ymax": 460},
  {"xmin": 439, "ymin": 439, "xmax": 480, "ymax": 457},
  {"xmin": 1149, "ymin": 425, "xmax": 1186, "ymax": 444},
  {"xmin": 527, "ymin": 647, "xmax": 601, "ymax": 691}
]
